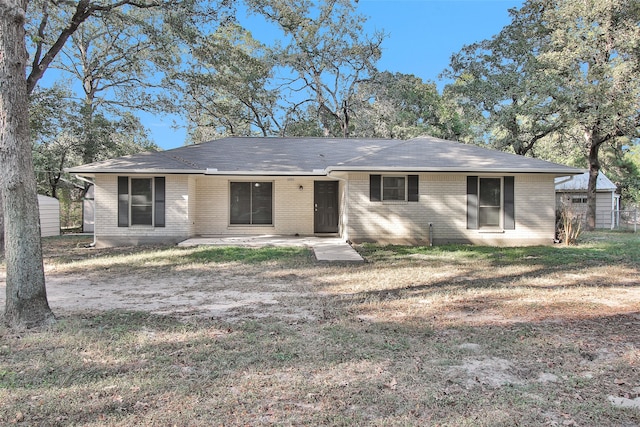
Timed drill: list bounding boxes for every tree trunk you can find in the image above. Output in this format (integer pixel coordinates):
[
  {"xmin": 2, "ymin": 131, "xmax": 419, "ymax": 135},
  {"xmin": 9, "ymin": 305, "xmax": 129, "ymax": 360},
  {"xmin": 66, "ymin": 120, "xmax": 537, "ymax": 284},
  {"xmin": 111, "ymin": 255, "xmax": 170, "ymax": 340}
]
[
  {"xmin": 585, "ymin": 130, "xmax": 603, "ymax": 232},
  {"xmin": 341, "ymin": 100, "xmax": 349, "ymax": 138},
  {"xmin": 0, "ymin": 196, "xmax": 4, "ymax": 253},
  {"xmin": 0, "ymin": 0, "xmax": 55, "ymax": 328}
]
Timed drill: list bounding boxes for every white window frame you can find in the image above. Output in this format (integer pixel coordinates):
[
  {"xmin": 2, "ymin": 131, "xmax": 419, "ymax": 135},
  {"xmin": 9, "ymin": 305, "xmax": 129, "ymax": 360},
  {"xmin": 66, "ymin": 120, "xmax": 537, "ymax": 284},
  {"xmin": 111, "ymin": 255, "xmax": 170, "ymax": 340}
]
[
  {"xmin": 571, "ymin": 196, "xmax": 588, "ymax": 204},
  {"xmin": 478, "ymin": 177, "xmax": 503, "ymax": 229}
]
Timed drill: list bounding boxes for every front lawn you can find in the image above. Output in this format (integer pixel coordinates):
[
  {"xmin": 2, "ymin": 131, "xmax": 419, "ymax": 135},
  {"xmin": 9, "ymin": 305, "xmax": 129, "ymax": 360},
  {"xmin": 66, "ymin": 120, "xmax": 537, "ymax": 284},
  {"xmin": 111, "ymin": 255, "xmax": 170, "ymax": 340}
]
[{"xmin": 1, "ymin": 232, "xmax": 639, "ymax": 426}]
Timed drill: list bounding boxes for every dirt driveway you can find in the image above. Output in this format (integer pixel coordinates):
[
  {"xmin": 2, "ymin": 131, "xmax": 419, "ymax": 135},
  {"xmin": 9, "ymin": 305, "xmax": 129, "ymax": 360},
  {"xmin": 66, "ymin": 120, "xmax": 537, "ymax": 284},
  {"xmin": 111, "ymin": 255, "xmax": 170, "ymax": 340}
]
[
  {"xmin": 35, "ymin": 266, "xmax": 319, "ymax": 322},
  {"xmin": 0, "ymin": 237, "xmax": 326, "ymax": 322},
  {"xmin": 2, "ymin": 234, "xmax": 639, "ymax": 327}
]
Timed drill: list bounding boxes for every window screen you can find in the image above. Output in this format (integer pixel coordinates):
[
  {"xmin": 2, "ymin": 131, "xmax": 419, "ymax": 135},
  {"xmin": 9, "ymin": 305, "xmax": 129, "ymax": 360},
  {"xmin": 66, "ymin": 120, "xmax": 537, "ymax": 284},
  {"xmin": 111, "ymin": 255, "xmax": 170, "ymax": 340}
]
[{"xmin": 130, "ymin": 178, "xmax": 153, "ymax": 225}]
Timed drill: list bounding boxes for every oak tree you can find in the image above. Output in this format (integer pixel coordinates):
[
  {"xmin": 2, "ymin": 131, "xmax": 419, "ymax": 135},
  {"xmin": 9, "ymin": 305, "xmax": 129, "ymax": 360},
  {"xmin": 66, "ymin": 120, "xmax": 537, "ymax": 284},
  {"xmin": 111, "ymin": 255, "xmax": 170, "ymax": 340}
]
[
  {"xmin": 247, "ymin": 0, "xmax": 385, "ymax": 138},
  {"xmin": 445, "ymin": 0, "xmax": 640, "ymax": 229},
  {"xmin": 2, "ymin": 0, "xmax": 226, "ymax": 328},
  {"xmin": 1, "ymin": 0, "xmax": 54, "ymax": 327}
]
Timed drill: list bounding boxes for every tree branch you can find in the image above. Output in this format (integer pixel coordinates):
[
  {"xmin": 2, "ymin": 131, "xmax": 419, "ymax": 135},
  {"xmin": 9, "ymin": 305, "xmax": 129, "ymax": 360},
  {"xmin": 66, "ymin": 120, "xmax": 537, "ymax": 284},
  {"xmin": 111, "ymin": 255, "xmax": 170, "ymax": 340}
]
[
  {"xmin": 26, "ymin": 0, "xmax": 165, "ymax": 94},
  {"xmin": 30, "ymin": 2, "xmax": 49, "ymax": 77}
]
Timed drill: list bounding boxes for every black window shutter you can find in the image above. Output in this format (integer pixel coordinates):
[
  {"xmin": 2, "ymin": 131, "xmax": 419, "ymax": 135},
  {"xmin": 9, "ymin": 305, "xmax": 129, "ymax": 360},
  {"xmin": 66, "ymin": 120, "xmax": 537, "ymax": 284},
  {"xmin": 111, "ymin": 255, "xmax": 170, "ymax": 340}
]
[
  {"xmin": 154, "ymin": 177, "xmax": 165, "ymax": 227},
  {"xmin": 370, "ymin": 175, "xmax": 381, "ymax": 202},
  {"xmin": 467, "ymin": 176, "xmax": 478, "ymax": 230},
  {"xmin": 408, "ymin": 175, "xmax": 419, "ymax": 202},
  {"xmin": 117, "ymin": 176, "xmax": 129, "ymax": 227},
  {"xmin": 503, "ymin": 176, "xmax": 515, "ymax": 230}
]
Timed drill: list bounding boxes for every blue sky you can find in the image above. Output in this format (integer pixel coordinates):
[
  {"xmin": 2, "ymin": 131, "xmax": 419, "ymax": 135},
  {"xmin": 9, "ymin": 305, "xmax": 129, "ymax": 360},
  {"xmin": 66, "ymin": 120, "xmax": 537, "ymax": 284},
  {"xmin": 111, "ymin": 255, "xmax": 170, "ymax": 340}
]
[{"xmin": 148, "ymin": 0, "xmax": 523, "ymax": 149}]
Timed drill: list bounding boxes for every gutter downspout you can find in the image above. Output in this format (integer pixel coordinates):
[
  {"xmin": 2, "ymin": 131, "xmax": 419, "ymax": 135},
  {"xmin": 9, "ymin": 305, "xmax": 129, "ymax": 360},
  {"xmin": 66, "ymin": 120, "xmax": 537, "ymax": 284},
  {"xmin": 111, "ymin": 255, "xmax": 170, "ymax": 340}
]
[
  {"xmin": 74, "ymin": 175, "xmax": 96, "ymax": 247},
  {"xmin": 611, "ymin": 191, "xmax": 615, "ymax": 230},
  {"xmin": 429, "ymin": 223, "xmax": 433, "ymax": 247}
]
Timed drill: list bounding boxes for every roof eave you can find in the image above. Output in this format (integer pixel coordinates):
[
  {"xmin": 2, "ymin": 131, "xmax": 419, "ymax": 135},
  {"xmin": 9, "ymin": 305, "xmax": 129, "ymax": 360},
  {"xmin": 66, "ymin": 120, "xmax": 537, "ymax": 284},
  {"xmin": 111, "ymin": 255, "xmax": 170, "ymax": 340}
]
[
  {"xmin": 66, "ymin": 168, "xmax": 329, "ymax": 176},
  {"xmin": 327, "ymin": 166, "xmax": 585, "ymax": 175},
  {"xmin": 66, "ymin": 166, "xmax": 584, "ymax": 177},
  {"xmin": 65, "ymin": 168, "xmax": 205, "ymax": 175},
  {"xmin": 204, "ymin": 169, "xmax": 327, "ymax": 176}
]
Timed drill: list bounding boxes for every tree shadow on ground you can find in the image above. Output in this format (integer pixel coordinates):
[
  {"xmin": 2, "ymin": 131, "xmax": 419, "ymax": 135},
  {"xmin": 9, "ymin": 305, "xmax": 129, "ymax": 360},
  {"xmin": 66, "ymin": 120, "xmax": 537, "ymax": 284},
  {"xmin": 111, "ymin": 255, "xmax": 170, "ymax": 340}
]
[{"xmin": 2, "ymin": 309, "xmax": 639, "ymax": 426}]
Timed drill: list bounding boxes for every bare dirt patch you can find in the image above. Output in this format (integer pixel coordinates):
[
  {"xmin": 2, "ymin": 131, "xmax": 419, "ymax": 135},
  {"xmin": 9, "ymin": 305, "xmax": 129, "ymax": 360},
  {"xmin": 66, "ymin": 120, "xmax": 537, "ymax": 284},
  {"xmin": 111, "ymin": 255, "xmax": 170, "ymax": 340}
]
[
  {"xmin": 1, "ymin": 236, "xmax": 320, "ymax": 322},
  {"xmin": 36, "ymin": 269, "xmax": 317, "ymax": 322}
]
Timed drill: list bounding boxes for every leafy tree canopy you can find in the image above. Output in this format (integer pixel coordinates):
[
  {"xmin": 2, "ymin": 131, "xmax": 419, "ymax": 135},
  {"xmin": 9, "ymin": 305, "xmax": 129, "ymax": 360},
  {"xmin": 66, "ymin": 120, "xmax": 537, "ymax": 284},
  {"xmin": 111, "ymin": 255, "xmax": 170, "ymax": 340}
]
[{"xmin": 444, "ymin": 0, "xmax": 640, "ymax": 226}]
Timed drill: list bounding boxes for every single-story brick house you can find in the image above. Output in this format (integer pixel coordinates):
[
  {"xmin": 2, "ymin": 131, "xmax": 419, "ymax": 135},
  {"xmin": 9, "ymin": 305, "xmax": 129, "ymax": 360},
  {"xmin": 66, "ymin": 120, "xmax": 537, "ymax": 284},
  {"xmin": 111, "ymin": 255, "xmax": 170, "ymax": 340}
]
[
  {"xmin": 66, "ymin": 136, "xmax": 582, "ymax": 247},
  {"xmin": 555, "ymin": 171, "xmax": 620, "ymax": 229}
]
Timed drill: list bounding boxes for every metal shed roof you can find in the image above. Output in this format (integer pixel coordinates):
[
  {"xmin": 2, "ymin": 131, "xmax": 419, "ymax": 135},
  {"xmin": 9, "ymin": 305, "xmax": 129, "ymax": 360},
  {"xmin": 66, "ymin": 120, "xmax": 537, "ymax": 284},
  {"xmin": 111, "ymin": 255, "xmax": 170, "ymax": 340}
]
[{"xmin": 555, "ymin": 171, "xmax": 617, "ymax": 192}]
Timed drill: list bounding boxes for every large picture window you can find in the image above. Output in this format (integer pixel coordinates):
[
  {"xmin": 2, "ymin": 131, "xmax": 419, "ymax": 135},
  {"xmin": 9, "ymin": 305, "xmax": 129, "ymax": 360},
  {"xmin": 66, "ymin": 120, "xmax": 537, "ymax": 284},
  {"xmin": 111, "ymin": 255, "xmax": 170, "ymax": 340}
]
[{"xmin": 230, "ymin": 182, "xmax": 273, "ymax": 225}]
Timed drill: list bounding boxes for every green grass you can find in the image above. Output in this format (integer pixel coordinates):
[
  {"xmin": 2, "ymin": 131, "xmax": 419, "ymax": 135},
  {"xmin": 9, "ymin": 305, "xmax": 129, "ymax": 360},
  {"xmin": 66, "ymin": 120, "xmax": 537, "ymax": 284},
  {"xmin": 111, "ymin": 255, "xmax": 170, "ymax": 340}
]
[
  {"xmin": 357, "ymin": 231, "xmax": 640, "ymax": 267},
  {"xmin": 2, "ymin": 311, "xmax": 638, "ymax": 426},
  {"xmin": 34, "ymin": 238, "xmax": 313, "ymax": 274},
  {"xmin": 182, "ymin": 245, "xmax": 310, "ymax": 264}
]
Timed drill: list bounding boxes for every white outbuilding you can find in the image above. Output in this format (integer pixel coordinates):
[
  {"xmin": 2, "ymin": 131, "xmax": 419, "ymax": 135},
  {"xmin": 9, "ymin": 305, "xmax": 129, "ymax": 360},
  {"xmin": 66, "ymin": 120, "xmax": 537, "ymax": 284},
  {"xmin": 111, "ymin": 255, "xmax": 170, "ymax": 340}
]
[
  {"xmin": 555, "ymin": 171, "xmax": 620, "ymax": 229},
  {"xmin": 37, "ymin": 194, "xmax": 60, "ymax": 237}
]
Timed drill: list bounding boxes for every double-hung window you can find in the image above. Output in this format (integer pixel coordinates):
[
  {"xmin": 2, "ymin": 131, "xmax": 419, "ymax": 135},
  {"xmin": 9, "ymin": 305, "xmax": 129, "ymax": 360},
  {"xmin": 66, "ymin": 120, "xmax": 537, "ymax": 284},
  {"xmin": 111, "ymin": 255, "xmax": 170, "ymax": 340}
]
[
  {"xmin": 230, "ymin": 181, "xmax": 273, "ymax": 225},
  {"xmin": 118, "ymin": 176, "xmax": 165, "ymax": 227},
  {"xmin": 467, "ymin": 176, "xmax": 515, "ymax": 230},
  {"xmin": 478, "ymin": 178, "xmax": 501, "ymax": 228},
  {"xmin": 382, "ymin": 176, "xmax": 406, "ymax": 201},
  {"xmin": 370, "ymin": 175, "xmax": 419, "ymax": 202},
  {"xmin": 130, "ymin": 178, "xmax": 153, "ymax": 225}
]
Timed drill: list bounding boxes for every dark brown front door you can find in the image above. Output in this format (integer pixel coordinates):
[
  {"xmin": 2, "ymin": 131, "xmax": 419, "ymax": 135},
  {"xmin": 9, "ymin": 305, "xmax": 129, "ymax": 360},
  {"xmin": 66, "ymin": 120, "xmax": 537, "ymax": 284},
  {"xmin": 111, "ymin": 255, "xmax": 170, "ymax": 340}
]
[{"xmin": 314, "ymin": 181, "xmax": 339, "ymax": 233}]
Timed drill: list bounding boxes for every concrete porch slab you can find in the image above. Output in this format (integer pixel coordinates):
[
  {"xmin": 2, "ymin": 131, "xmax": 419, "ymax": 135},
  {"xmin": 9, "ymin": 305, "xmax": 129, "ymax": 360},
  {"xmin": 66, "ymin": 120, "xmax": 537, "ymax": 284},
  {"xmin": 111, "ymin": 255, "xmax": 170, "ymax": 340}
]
[{"xmin": 178, "ymin": 235, "xmax": 364, "ymax": 263}]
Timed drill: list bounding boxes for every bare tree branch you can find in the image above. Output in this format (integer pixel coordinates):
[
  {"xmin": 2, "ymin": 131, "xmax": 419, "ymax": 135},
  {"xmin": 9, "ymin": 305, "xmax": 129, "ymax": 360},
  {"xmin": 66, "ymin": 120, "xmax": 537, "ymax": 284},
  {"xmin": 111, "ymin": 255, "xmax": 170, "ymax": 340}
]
[{"xmin": 26, "ymin": 0, "xmax": 166, "ymax": 94}]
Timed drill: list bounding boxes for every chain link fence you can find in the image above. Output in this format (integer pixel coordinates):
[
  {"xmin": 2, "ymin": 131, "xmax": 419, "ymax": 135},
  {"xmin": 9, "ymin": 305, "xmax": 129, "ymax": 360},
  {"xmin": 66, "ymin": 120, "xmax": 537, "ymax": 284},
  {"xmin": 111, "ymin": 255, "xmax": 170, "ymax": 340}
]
[{"xmin": 613, "ymin": 209, "xmax": 638, "ymax": 232}]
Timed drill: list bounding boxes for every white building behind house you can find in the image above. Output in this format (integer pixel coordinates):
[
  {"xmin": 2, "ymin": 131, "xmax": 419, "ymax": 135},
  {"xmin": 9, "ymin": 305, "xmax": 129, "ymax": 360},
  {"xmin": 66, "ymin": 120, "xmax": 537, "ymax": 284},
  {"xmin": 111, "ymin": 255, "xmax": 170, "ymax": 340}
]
[
  {"xmin": 555, "ymin": 172, "xmax": 620, "ymax": 229},
  {"xmin": 38, "ymin": 194, "xmax": 60, "ymax": 237}
]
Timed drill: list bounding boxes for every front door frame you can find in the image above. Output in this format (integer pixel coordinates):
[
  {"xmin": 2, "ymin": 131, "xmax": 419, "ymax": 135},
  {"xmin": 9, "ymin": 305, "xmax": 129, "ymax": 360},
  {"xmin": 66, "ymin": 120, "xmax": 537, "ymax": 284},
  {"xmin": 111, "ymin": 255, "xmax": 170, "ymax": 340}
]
[{"xmin": 314, "ymin": 180, "xmax": 339, "ymax": 234}]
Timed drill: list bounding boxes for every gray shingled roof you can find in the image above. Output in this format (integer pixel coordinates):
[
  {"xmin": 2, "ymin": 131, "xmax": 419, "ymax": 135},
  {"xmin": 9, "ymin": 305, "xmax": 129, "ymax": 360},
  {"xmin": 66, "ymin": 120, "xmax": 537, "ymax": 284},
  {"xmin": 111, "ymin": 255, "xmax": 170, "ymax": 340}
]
[{"xmin": 66, "ymin": 136, "xmax": 582, "ymax": 176}]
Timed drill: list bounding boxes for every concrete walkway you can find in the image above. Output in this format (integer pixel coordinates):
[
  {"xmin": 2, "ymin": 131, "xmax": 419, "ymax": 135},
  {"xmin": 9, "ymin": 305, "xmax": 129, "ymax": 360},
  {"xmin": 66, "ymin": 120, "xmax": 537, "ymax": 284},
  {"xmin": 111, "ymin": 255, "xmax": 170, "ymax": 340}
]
[{"xmin": 178, "ymin": 235, "xmax": 364, "ymax": 263}]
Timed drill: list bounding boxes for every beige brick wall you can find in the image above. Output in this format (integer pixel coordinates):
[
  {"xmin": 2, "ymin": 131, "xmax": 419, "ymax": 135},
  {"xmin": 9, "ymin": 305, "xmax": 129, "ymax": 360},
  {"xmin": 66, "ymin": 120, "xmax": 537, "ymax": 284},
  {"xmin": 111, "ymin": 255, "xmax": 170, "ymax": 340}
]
[
  {"xmin": 345, "ymin": 173, "xmax": 557, "ymax": 246},
  {"xmin": 194, "ymin": 176, "xmax": 323, "ymax": 236},
  {"xmin": 345, "ymin": 173, "xmax": 430, "ymax": 244},
  {"xmin": 422, "ymin": 174, "xmax": 466, "ymax": 244},
  {"xmin": 93, "ymin": 172, "xmax": 557, "ymax": 246},
  {"xmin": 94, "ymin": 174, "xmax": 192, "ymax": 246},
  {"xmin": 506, "ymin": 174, "xmax": 556, "ymax": 245},
  {"xmin": 338, "ymin": 179, "xmax": 347, "ymax": 237}
]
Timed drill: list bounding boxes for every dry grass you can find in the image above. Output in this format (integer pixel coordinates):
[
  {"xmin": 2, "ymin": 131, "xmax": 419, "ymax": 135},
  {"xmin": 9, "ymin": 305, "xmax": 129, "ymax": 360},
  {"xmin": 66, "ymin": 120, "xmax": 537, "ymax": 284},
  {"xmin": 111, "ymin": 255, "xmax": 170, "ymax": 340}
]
[{"xmin": 1, "ymin": 232, "xmax": 640, "ymax": 426}]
